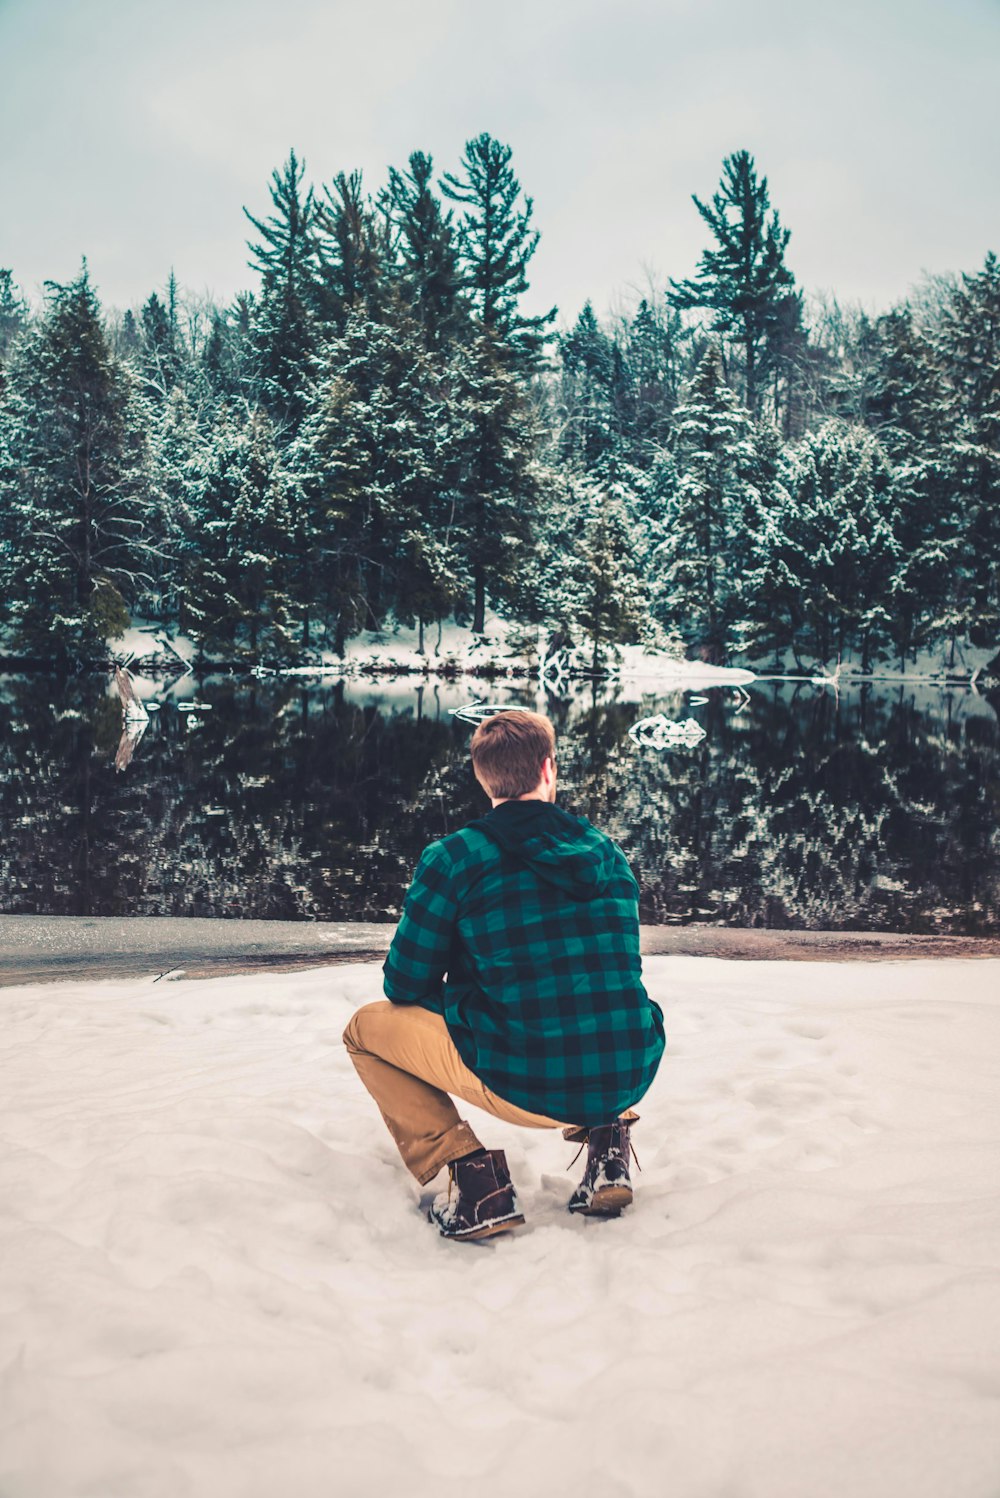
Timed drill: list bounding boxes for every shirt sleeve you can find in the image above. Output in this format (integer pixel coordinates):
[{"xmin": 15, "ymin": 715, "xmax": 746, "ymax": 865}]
[{"xmin": 382, "ymin": 840, "xmax": 459, "ymax": 1007}]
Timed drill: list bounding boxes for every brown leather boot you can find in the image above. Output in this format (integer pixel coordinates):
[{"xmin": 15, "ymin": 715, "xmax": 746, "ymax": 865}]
[
  {"xmin": 428, "ymin": 1149, "xmax": 525, "ymax": 1241},
  {"xmin": 567, "ymin": 1119, "xmax": 639, "ymax": 1216}
]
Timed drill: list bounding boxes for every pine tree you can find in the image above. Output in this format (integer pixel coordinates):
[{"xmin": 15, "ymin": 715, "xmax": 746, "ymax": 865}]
[
  {"xmin": 730, "ymin": 419, "xmax": 794, "ymax": 661},
  {"xmin": 653, "ymin": 344, "xmax": 753, "ymax": 654},
  {"xmin": 558, "ymin": 302, "xmax": 620, "ymax": 468},
  {"xmin": 137, "ymin": 284, "xmax": 182, "ymax": 399},
  {"xmin": 932, "ymin": 253, "xmax": 1000, "ymax": 649},
  {"xmin": 863, "ymin": 307, "xmax": 953, "ymax": 662},
  {"xmin": 448, "ymin": 327, "xmax": 540, "ymax": 633},
  {"xmin": 625, "ymin": 296, "xmax": 685, "ymax": 461},
  {"xmin": 185, "ymin": 407, "xmax": 294, "ymax": 658},
  {"xmin": 0, "ymin": 269, "xmax": 28, "ymax": 367},
  {"xmin": 0, "ymin": 266, "xmax": 152, "ymax": 660},
  {"xmin": 244, "ymin": 151, "xmax": 321, "ymax": 432},
  {"xmin": 386, "ymin": 151, "xmax": 466, "ymax": 351},
  {"xmin": 779, "ymin": 421, "xmax": 899, "ymax": 668},
  {"xmin": 669, "ymin": 151, "xmax": 802, "ymax": 418},
  {"xmin": 148, "ymin": 386, "xmax": 202, "ymax": 626},
  {"xmin": 561, "ymin": 471, "xmax": 646, "ymax": 673},
  {"xmin": 292, "ymin": 307, "xmax": 458, "ymax": 652},
  {"xmin": 315, "ymin": 171, "xmax": 391, "ymax": 336},
  {"xmin": 441, "ymin": 133, "xmax": 555, "ymax": 370}
]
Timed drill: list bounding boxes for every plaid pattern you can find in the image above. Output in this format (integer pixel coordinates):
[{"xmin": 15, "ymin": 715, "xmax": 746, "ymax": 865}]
[{"xmin": 383, "ymin": 805, "xmax": 665, "ymax": 1126}]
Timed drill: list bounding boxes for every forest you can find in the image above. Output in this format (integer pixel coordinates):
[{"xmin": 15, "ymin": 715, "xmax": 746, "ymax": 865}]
[{"xmin": 0, "ymin": 139, "xmax": 997, "ymax": 672}]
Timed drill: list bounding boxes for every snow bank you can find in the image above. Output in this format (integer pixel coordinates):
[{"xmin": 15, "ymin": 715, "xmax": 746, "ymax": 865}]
[
  {"xmin": 2, "ymin": 957, "xmax": 999, "ymax": 1498},
  {"xmin": 616, "ymin": 644, "xmax": 755, "ymax": 687},
  {"xmin": 253, "ymin": 620, "xmax": 756, "ymax": 687}
]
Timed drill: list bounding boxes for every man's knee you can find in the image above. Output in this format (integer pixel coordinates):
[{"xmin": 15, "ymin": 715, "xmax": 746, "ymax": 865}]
[{"xmin": 342, "ymin": 1000, "xmax": 389, "ymax": 1055}]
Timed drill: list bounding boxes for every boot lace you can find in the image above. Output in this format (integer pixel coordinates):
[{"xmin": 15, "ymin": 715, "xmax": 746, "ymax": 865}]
[{"xmin": 567, "ymin": 1132, "xmax": 642, "ymax": 1173}]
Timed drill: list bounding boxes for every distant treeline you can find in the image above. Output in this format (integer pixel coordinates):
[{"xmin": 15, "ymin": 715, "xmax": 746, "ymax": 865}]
[{"xmin": 0, "ymin": 139, "xmax": 996, "ymax": 669}]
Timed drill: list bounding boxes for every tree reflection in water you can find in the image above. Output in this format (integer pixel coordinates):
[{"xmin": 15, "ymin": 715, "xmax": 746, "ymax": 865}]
[{"xmin": 0, "ymin": 673, "xmax": 997, "ymax": 933}]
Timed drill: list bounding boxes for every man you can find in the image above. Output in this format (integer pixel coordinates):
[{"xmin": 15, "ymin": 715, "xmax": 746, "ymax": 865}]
[{"xmin": 342, "ymin": 708, "xmax": 665, "ymax": 1242}]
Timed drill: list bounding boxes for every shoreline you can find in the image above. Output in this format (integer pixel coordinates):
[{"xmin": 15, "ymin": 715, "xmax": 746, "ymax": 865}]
[{"xmin": 2, "ymin": 914, "xmax": 998, "ymax": 986}]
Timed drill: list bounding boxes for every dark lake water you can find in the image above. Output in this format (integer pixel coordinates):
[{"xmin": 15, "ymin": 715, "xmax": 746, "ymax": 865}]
[{"xmin": 1, "ymin": 671, "xmax": 998, "ymax": 933}]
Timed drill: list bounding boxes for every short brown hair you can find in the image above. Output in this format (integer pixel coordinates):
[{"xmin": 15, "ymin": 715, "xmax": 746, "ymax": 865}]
[{"xmin": 470, "ymin": 710, "xmax": 556, "ymax": 800}]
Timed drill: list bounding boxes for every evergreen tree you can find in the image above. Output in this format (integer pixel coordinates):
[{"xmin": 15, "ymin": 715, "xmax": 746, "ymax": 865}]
[
  {"xmin": 779, "ymin": 422, "xmax": 899, "ymax": 668},
  {"xmin": 0, "ymin": 269, "xmax": 28, "ymax": 366},
  {"xmin": 137, "ymin": 283, "xmax": 182, "ymax": 399},
  {"xmin": 562, "ymin": 471, "xmax": 646, "ymax": 673},
  {"xmin": 624, "ymin": 296, "xmax": 685, "ymax": 461},
  {"xmin": 147, "ymin": 386, "xmax": 202, "ymax": 626},
  {"xmin": 862, "ymin": 307, "xmax": 953, "ymax": 662},
  {"xmin": 0, "ymin": 266, "xmax": 152, "ymax": 660},
  {"xmin": 558, "ymin": 302, "xmax": 621, "ymax": 468},
  {"xmin": 653, "ymin": 344, "xmax": 753, "ymax": 654},
  {"xmin": 315, "ymin": 171, "xmax": 391, "ymax": 336},
  {"xmin": 669, "ymin": 150, "xmax": 802, "ymax": 418},
  {"xmin": 448, "ymin": 327, "xmax": 540, "ymax": 632},
  {"xmin": 441, "ymin": 133, "xmax": 555, "ymax": 369},
  {"xmin": 244, "ymin": 151, "xmax": 321, "ymax": 431},
  {"xmin": 932, "ymin": 253, "xmax": 1000, "ymax": 648},
  {"xmin": 386, "ymin": 151, "xmax": 466, "ymax": 350},
  {"xmin": 185, "ymin": 407, "xmax": 294, "ymax": 658},
  {"xmin": 292, "ymin": 307, "xmax": 458, "ymax": 652},
  {"xmin": 730, "ymin": 419, "xmax": 795, "ymax": 660}
]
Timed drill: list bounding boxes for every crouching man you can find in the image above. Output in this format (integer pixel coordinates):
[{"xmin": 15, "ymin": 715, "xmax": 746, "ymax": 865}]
[{"xmin": 343, "ymin": 709, "xmax": 665, "ymax": 1242}]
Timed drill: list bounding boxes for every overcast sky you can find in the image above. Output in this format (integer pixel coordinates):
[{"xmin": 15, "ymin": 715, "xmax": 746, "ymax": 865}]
[{"xmin": 1, "ymin": 0, "xmax": 997, "ymax": 328}]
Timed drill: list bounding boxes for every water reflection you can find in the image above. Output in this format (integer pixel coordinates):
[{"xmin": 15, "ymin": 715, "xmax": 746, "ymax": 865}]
[{"xmin": 0, "ymin": 672, "xmax": 997, "ymax": 933}]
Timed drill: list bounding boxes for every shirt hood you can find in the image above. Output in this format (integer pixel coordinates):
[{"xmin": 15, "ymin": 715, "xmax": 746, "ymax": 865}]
[{"xmin": 468, "ymin": 799, "xmax": 621, "ymax": 900}]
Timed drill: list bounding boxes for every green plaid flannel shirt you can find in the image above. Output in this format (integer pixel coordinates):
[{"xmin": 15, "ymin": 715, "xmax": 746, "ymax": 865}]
[{"xmin": 383, "ymin": 807, "xmax": 665, "ymax": 1126}]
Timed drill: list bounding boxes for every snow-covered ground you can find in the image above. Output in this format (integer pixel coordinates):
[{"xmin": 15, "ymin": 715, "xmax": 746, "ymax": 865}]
[
  {"xmin": 3, "ymin": 957, "xmax": 1000, "ymax": 1498},
  {"xmin": 114, "ymin": 616, "xmax": 757, "ymax": 688}
]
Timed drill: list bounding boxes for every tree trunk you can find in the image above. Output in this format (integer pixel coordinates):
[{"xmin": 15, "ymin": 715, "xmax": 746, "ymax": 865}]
[
  {"xmin": 744, "ymin": 323, "xmax": 757, "ymax": 417},
  {"xmin": 473, "ymin": 568, "xmax": 486, "ymax": 635}
]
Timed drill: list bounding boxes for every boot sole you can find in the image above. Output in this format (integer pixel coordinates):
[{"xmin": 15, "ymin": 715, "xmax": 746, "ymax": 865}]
[
  {"xmin": 570, "ymin": 1185, "xmax": 633, "ymax": 1216},
  {"xmin": 436, "ymin": 1213, "xmax": 526, "ymax": 1242}
]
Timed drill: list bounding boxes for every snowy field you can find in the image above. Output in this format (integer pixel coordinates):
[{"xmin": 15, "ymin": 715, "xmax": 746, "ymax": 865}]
[{"xmin": 2, "ymin": 957, "xmax": 1000, "ymax": 1498}]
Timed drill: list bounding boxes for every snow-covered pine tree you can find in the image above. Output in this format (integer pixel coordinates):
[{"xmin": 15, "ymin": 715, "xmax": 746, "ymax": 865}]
[
  {"xmin": 314, "ymin": 171, "xmax": 391, "ymax": 337},
  {"xmin": 557, "ymin": 302, "xmax": 621, "ymax": 469},
  {"xmin": 184, "ymin": 406, "xmax": 294, "ymax": 659},
  {"xmin": 137, "ymin": 279, "xmax": 183, "ymax": 402},
  {"xmin": 146, "ymin": 386, "xmax": 202, "ymax": 628},
  {"xmin": 291, "ymin": 307, "xmax": 457, "ymax": 652},
  {"xmin": 624, "ymin": 296, "xmax": 685, "ymax": 463},
  {"xmin": 0, "ymin": 269, "xmax": 29, "ymax": 368},
  {"xmin": 227, "ymin": 411, "xmax": 295, "ymax": 659},
  {"xmin": 668, "ymin": 151, "xmax": 803, "ymax": 421},
  {"xmin": 652, "ymin": 343, "xmax": 753, "ymax": 656},
  {"xmin": 729, "ymin": 419, "xmax": 794, "ymax": 662},
  {"xmin": 861, "ymin": 306, "xmax": 954, "ymax": 664},
  {"xmin": 779, "ymin": 421, "xmax": 899, "ymax": 669},
  {"xmin": 561, "ymin": 466, "xmax": 647, "ymax": 673},
  {"xmin": 440, "ymin": 133, "xmax": 555, "ymax": 372},
  {"xmin": 931, "ymin": 253, "xmax": 1000, "ymax": 650},
  {"xmin": 447, "ymin": 326, "xmax": 540, "ymax": 634},
  {"xmin": 385, "ymin": 151, "xmax": 467, "ymax": 352},
  {"xmin": 0, "ymin": 266, "xmax": 153, "ymax": 660},
  {"xmin": 200, "ymin": 309, "xmax": 243, "ymax": 402},
  {"xmin": 244, "ymin": 151, "xmax": 322, "ymax": 433},
  {"xmin": 0, "ymin": 378, "xmax": 16, "ymax": 639}
]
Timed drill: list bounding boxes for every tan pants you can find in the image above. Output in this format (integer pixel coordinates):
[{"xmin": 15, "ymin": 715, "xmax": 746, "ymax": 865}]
[{"xmin": 342, "ymin": 1000, "xmax": 638, "ymax": 1185}]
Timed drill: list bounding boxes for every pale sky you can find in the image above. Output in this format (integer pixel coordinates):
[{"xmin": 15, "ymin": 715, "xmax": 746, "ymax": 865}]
[{"xmin": 1, "ymin": 0, "xmax": 997, "ymax": 328}]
